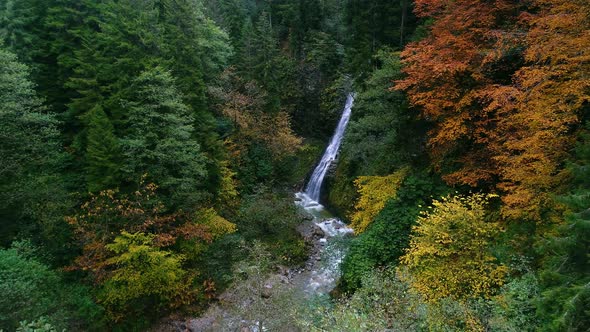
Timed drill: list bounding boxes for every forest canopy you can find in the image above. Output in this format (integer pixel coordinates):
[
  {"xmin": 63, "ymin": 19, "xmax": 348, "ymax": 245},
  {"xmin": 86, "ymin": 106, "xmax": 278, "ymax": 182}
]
[{"xmin": 0, "ymin": 0, "xmax": 588, "ymax": 331}]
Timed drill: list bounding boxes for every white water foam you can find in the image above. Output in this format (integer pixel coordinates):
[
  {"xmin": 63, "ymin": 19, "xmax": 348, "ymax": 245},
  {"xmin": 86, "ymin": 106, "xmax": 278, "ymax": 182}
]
[
  {"xmin": 304, "ymin": 94, "xmax": 354, "ymax": 202},
  {"xmin": 295, "ymin": 93, "xmax": 355, "ymax": 294}
]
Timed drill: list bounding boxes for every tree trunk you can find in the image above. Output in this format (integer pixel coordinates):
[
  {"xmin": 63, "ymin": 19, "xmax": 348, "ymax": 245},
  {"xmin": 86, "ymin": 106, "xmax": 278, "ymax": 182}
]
[{"xmin": 400, "ymin": 0, "xmax": 408, "ymax": 47}]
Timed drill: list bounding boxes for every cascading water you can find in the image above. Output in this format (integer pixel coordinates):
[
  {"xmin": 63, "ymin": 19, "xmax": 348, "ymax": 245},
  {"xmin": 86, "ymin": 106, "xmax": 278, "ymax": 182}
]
[
  {"xmin": 296, "ymin": 93, "xmax": 355, "ymax": 211},
  {"xmin": 295, "ymin": 93, "xmax": 355, "ymax": 294},
  {"xmin": 181, "ymin": 94, "xmax": 357, "ymax": 331}
]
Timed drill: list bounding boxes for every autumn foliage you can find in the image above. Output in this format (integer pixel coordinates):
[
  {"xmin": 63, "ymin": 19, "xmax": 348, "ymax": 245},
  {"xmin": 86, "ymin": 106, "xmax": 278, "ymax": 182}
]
[
  {"xmin": 350, "ymin": 167, "xmax": 409, "ymax": 233},
  {"xmin": 210, "ymin": 68, "xmax": 303, "ymax": 160},
  {"xmin": 396, "ymin": 0, "xmax": 590, "ymax": 220},
  {"xmin": 98, "ymin": 231, "xmax": 195, "ymax": 321},
  {"xmin": 66, "ymin": 183, "xmax": 208, "ymax": 278},
  {"xmin": 401, "ymin": 194, "xmax": 508, "ymax": 302},
  {"xmin": 66, "ymin": 179, "xmax": 236, "ymax": 319}
]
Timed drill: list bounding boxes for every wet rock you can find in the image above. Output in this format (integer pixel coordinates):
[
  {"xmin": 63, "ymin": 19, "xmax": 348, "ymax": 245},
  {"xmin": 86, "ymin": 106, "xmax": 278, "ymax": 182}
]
[
  {"xmin": 312, "ymin": 226, "xmax": 325, "ymax": 238},
  {"xmin": 279, "ymin": 275, "xmax": 290, "ymax": 284},
  {"xmin": 278, "ymin": 265, "xmax": 289, "ymax": 276}
]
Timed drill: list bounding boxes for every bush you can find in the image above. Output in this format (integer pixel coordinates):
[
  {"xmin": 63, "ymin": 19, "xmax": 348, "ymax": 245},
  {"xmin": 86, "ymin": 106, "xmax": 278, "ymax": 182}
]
[
  {"xmin": 237, "ymin": 189, "xmax": 308, "ymax": 266},
  {"xmin": 0, "ymin": 243, "xmax": 104, "ymax": 331},
  {"xmin": 340, "ymin": 173, "xmax": 447, "ymax": 292},
  {"xmin": 400, "ymin": 194, "xmax": 508, "ymax": 302},
  {"xmin": 298, "ymin": 268, "xmax": 427, "ymax": 331}
]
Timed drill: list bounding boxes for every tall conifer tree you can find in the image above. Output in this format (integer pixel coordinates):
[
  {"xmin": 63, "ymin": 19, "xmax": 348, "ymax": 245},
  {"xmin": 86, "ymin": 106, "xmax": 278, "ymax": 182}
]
[
  {"xmin": 0, "ymin": 47, "xmax": 66, "ymax": 243},
  {"xmin": 121, "ymin": 67, "xmax": 208, "ymax": 209}
]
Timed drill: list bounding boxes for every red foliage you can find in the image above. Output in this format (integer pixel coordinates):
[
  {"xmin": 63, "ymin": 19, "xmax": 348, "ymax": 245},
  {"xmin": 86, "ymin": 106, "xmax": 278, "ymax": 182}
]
[
  {"xmin": 396, "ymin": 0, "xmax": 590, "ymax": 220},
  {"xmin": 66, "ymin": 181, "xmax": 212, "ymax": 282}
]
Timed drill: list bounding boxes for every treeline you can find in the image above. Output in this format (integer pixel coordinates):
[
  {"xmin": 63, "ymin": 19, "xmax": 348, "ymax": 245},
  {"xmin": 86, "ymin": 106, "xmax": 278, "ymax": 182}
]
[
  {"xmin": 324, "ymin": 0, "xmax": 589, "ymax": 331},
  {"xmin": 0, "ymin": 0, "xmax": 385, "ymax": 330}
]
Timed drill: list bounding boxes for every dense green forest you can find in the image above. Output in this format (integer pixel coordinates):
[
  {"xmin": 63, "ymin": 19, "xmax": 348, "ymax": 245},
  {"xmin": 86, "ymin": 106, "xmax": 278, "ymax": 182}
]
[{"xmin": 0, "ymin": 0, "xmax": 588, "ymax": 331}]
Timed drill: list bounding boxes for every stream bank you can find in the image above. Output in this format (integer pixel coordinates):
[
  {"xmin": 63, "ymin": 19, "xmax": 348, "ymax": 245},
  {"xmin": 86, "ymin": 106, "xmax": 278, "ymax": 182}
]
[
  {"xmin": 153, "ymin": 94, "xmax": 355, "ymax": 331},
  {"xmin": 153, "ymin": 207, "xmax": 352, "ymax": 332}
]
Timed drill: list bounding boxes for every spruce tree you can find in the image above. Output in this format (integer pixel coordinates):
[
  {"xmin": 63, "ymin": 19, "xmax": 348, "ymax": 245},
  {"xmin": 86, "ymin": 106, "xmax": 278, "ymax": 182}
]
[
  {"xmin": 0, "ymin": 0, "xmax": 43, "ymax": 65},
  {"xmin": 121, "ymin": 67, "xmax": 208, "ymax": 209},
  {"xmin": 0, "ymin": 47, "xmax": 66, "ymax": 244},
  {"xmin": 84, "ymin": 105, "xmax": 120, "ymax": 192},
  {"xmin": 536, "ymin": 125, "xmax": 590, "ymax": 331}
]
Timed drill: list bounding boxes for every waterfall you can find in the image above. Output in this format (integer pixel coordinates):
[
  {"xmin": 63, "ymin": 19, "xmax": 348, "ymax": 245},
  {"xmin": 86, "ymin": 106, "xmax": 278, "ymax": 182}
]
[
  {"xmin": 293, "ymin": 93, "xmax": 355, "ymax": 294},
  {"xmin": 297, "ymin": 93, "xmax": 354, "ymax": 209}
]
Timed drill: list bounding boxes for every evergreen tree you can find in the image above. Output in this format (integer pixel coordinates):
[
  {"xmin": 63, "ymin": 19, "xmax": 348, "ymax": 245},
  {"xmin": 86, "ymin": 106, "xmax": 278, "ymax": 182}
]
[
  {"xmin": 41, "ymin": 0, "xmax": 102, "ymax": 117},
  {"xmin": 536, "ymin": 124, "xmax": 590, "ymax": 331},
  {"xmin": 0, "ymin": 0, "xmax": 43, "ymax": 65},
  {"xmin": 0, "ymin": 47, "xmax": 66, "ymax": 244},
  {"xmin": 0, "ymin": 242, "xmax": 104, "ymax": 331},
  {"xmin": 203, "ymin": 0, "xmax": 252, "ymax": 43},
  {"xmin": 245, "ymin": 11, "xmax": 283, "ymax": 112},
  {"xmin": 157, "ymin": 0, "xmax": 232, "ymax": 177},
  {"xmin": 84, "ymin": 105, "xmax": 120, "ymax": 192},
  {"xmin": 121, "ymin": 67, "xmax": 208, "ymax": 209},
  {"xmin": 344, "ymin": 0, "xmax": 416, "ymax": 80}
]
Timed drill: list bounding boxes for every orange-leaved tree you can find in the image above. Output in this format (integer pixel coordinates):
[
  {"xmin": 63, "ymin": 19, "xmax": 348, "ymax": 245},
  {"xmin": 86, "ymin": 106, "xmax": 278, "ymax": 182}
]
[
  {"xmin": 209, "ymin": 68, "xmax": 302, "ymax": 160},
  {"xmin": 395, "ymin": 0, "xmax": 521, "ymax": 188},
  {"xmin": 397, "ymin": 0, "xmax": 590, "ymax": 220},
  {"xmin": 491, "ymin": 0, "xmax": 590, "ymax": 219},
  {"xmin": 66, "ymin": 180, "xmax": 235, "ymax": 281}
]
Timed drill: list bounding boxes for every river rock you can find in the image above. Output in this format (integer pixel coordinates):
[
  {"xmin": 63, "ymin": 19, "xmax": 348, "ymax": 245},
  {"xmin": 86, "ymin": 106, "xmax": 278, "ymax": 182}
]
[
  {"xmin": 279, "ymin": 275, "xmax": 290, "ymax": 284},
  {"xmin": 312, "ymin": 226, "xmax": 325, "ymax": 238},
  {"xmin": 261, "ymin": 284, "xmax": 273, "ymax": 298}
]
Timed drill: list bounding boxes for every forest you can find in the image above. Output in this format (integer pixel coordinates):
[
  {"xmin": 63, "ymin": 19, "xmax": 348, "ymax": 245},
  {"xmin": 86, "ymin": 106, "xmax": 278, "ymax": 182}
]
[{"xmin": 0, "ymin": 0, "xmax": 588, "ymax": 331}]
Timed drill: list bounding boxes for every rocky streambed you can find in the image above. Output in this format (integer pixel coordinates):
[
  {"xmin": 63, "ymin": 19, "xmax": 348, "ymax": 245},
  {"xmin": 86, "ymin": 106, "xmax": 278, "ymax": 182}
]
[{"xmin": 153, "ymin": 202, "xmax": 353, "ymax": 332}]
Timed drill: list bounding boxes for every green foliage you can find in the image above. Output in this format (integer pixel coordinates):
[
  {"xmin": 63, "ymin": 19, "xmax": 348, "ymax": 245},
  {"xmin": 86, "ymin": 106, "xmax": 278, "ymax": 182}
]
[
  {"xmin": 16, "ymin": 317, "xmax": 61, "ymax": 332},
  {"xmin": 0, "ymin": 47, "xmax": 68, "ymax": 246},
  {"xmin": 275, "ymin": 139, "xmax": 326, "ymax": 187},
  {"xmin": 41, "ymin": 0, "xmax": 103, "ymax": 118},
  {"xmin": 487, "ymin": 273, "xmax": 540, "ymax": 331},
  {"xmin": 234, "ymin": 142, "xmax": 276, "ymax": 192},
  {"xmin": 0, "ymin": 0, "xmax": 44, "ymax": 66},
  {"xmin": 98, "ymin": 231, "xmax": 192, "ymax": 325},
  {"xmin": 84, "ymin": 105, "xmax": 120, "ymax": 192},
  {"xmin": 344, "ymin": 51, "xmax": 423, "ymax": 174},
  {"xmin": 344, "ymin": 0, "xmax": 417, "ymax": 79},
  {"xmin": 535, "ymin": 124, "xmax": 590, "ymax": 331},
  {"xmin": 237, "ymin": 189, "xmax": 308, "ymax": 265},
  {"xmin": 340, "ymin": 172, "xmax": 447, "ymax": 292},
  {"xmin": 305, "ymin": 267, "xmax": 541, "ymax": 331},
  {"xmin": 299, "ymin": 268, "xmax": 427, "ymax": 331},
  {"xmin": 194, "ymin": 233, "xmax": 246, "ymax": 291},
  {"xmin": 0, "ymin": 244, "xmax": 104, "ymax": 331},
  {"xmin": 121, "ymin": 67, "xmax": 208, "ymax": 208}
]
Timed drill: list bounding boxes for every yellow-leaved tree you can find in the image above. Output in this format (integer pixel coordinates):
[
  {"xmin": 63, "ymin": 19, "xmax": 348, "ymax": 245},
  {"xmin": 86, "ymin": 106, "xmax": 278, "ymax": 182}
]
[
  {"xmin": 350, "ymin": 167, "xmax": 409, "ymax": 233},
  {"xmin": 98, "ymin": 232, "xmax": 193, "ymax": 322},
  {"xmin": 400, "ymin": 193, "xmax": 507, "ymax": 302},
  {"xmin": 197, "ymin": 207, "xmax": 237, "ymax": 240}
]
